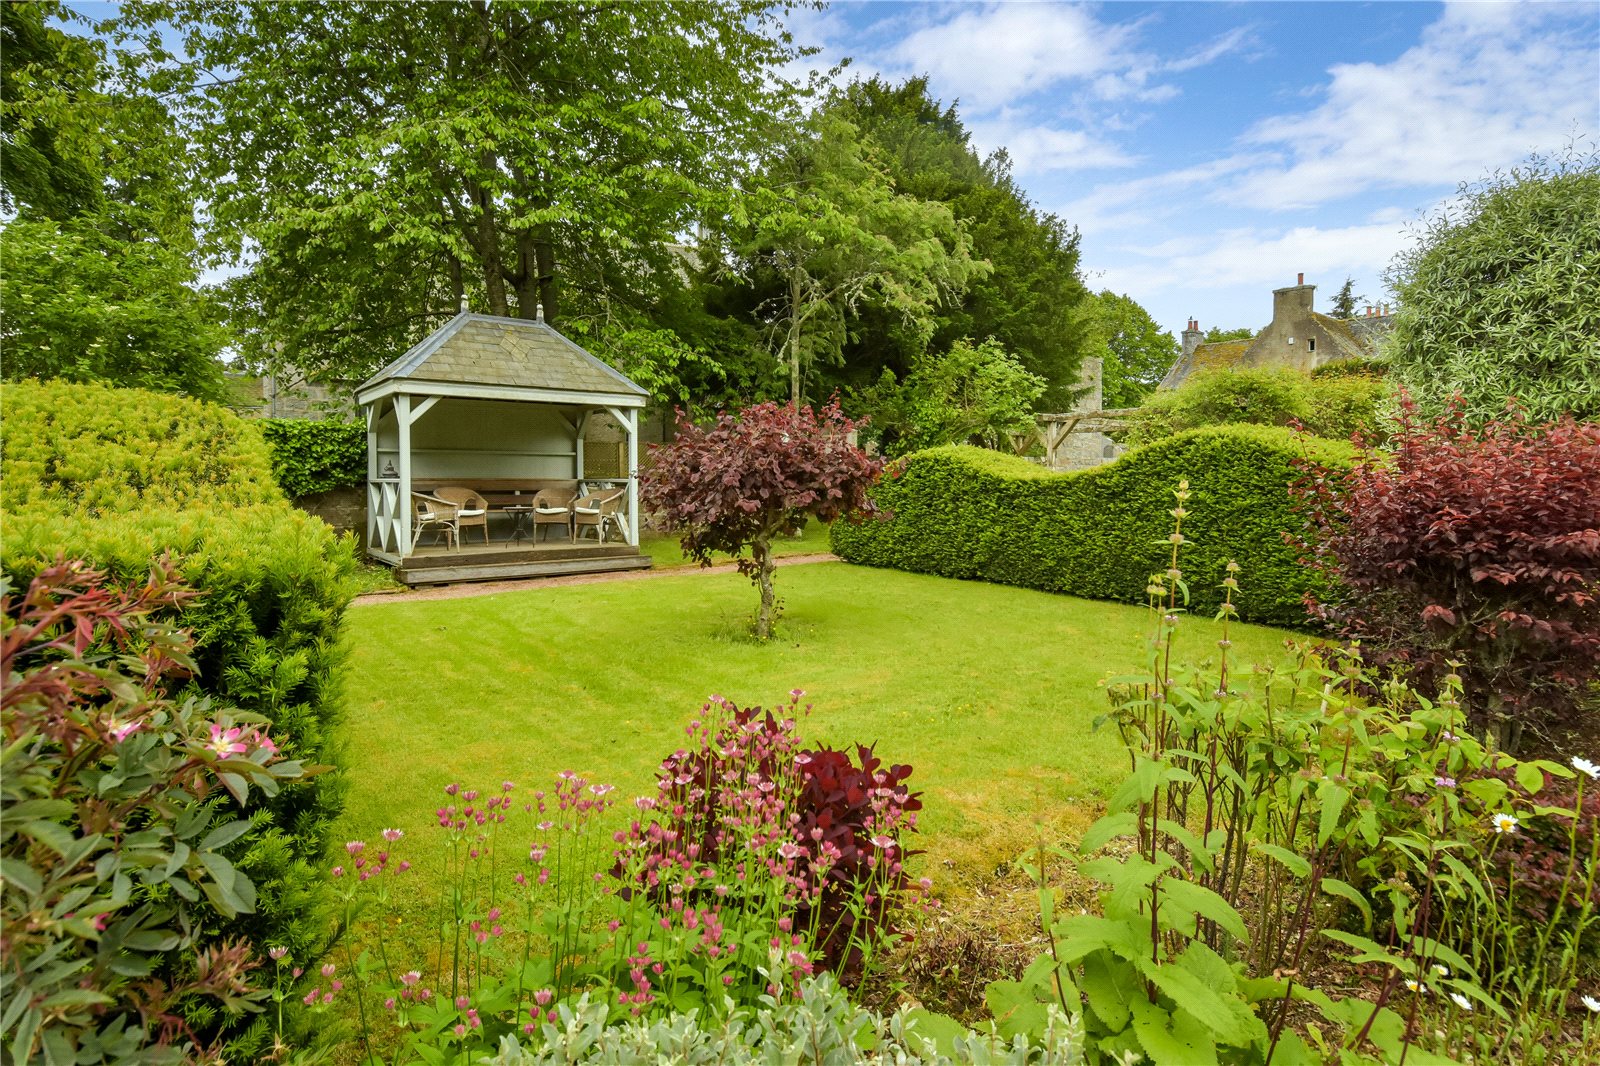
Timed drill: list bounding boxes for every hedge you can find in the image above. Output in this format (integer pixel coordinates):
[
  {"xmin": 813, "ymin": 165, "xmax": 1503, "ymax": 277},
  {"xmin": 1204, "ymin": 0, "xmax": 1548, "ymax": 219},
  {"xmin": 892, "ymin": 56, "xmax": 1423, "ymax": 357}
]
[
  {"xmin": 830, "ymin": 426, "xmax": 1357, "ymax": 627},
  {"xmin": 0, "ymin": 378, "xmax": 284, "ymax": 514},
  {"xmin": 260, "ymin": 417, "xmax": 366, "ymax": 497},
  {"xmin": 1, "ymin": 380, "xmax": 356, "ymax": 1057}
]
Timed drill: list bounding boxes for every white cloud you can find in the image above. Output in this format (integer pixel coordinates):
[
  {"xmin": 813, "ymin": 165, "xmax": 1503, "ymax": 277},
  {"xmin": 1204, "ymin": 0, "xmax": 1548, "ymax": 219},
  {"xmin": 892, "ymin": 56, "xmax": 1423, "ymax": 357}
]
[
  {"xmin": 1226, "ymin": 2, "xmax": 1599, "ymax": 209},
  {"xmin": 885, "ymin": 5, "xmax": 1142, "ymax": 111},
  {"xmin": 969, "ymin": 115, "xmax": 1138, "ymax": 174}
]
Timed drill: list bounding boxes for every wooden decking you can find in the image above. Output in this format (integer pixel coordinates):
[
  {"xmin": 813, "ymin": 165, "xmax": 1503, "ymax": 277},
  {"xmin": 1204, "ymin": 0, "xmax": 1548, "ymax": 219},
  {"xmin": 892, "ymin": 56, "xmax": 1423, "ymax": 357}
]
[{"xmin": 395, "ymin": 538, "xmax": 651, "ymax": 586}]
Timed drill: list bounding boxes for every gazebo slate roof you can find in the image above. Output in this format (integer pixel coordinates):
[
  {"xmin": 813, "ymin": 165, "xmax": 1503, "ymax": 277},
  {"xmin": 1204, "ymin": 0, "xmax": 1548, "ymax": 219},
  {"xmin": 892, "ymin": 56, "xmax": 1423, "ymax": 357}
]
[{"xmin": 358, "ymin": 312, "xmax": 647, "ymax": 400}]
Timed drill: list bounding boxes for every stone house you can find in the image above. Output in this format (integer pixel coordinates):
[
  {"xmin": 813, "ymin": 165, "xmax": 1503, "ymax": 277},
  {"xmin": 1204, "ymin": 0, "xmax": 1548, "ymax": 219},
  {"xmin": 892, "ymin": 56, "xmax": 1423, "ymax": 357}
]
[{"xmin": 1160, "ymin": 274, "xmax": 1393, "ymax": 390}]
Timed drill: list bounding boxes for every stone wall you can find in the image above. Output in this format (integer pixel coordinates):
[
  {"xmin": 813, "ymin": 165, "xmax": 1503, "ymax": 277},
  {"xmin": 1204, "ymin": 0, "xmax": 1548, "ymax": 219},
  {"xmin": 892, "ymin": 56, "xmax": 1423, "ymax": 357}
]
[{"xmin": 293, "ymin": 486, "xmax": 366, "ymax": 542}]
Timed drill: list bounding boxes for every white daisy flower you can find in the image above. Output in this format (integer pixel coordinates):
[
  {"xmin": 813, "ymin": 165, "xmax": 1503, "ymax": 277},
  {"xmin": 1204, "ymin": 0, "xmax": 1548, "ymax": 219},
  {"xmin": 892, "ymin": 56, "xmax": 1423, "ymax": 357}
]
[
  {"xmin": 1572, "ymin": 756, "xmax": 1599, "ymax": 780},
  {"xmin": 1449, "ymin": 992, "xmax": 1472, "ymax": 1011},
  {"xmin": 1582, "ymin": 995, "xmax": 1600, "ymax": 1013},
  {"xmin": 1433, "ymin": 964, "xmax": 1449, "ymax": 977},
  {"xmin": 1404, "ymin": 979, "xmax": 1427, "ymax": 994},
  {"xmin": 1491, "ymin": 812, "xmax": 1519, "ymax": 834}
]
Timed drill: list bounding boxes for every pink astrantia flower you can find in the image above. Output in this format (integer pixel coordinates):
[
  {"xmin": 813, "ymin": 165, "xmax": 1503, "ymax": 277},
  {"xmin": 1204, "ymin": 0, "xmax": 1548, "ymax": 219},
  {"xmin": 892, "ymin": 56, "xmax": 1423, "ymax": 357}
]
[{"xmin": 381, "ymin": 827, "xmax": 403, "ymax": 842}]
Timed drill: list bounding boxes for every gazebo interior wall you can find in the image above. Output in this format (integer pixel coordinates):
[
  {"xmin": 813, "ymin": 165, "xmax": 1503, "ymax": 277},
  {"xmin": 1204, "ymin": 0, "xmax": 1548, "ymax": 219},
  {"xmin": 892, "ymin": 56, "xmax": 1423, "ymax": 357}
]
[{"xmin": 373, "ymin": 396, "xmax": 588, "ymax": 481}]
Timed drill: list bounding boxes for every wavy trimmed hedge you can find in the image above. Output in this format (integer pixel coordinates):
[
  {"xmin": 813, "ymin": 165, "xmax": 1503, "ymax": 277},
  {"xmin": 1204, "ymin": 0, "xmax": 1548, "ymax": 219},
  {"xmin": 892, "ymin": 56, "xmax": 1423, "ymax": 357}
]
[
  {"xmin": 830, "ymin": 426, "xmax": 1356, "ymax": 627},
  {"xmin": 1, "ymin": 380, "xmax": 355, "ymax": 1056}
]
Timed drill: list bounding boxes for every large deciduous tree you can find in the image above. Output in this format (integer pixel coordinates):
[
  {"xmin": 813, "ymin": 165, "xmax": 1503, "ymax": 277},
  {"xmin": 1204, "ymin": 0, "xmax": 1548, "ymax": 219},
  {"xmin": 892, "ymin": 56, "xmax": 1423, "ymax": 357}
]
[
  {"xmin": 737, "ymin": 113, "xmax": 985, "ymax": 405},
  {"xmin": 641, "ymin": 400, "xmax": 881, "ymax": 640},
  {"xmin": 1, "ymin": 1, "xmax": 226, "ymax": 400},
  {"xmin": 1385, "ymin": 149, "xmax": 1600, "ymax": 426},
  {"xmin": 1074, "ymin": 290, "xmax": 1178, "ymax": 409},
  {"xmin": 116, "ymin": 0, "xmax": 807, "ymax": 388}
]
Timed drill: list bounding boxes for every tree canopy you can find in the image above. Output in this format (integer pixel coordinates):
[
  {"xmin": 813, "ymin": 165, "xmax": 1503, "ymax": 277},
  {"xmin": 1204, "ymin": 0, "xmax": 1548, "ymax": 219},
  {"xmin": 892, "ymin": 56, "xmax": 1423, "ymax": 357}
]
[
  {"xmin": 1385, "ymin": 149, "xmax": 1600, "ymax": 425},
  {"xmin": 1, "ymin": 1, "xmax": 226, "ymax": 400},
  {"xmin": 115, "ymin": 0, "xmax": 808, "ymax": 392},
  {"xmin": 822, "ymin": 78, "xmax": 1092, "ymax": 409},
  {"xmin": 734, "ymin": 112, "xmax": 985, "ymax": 405},
  {"xmin": 1074, "ymin": 290, "xmax": 1178, "ymax": 409}
]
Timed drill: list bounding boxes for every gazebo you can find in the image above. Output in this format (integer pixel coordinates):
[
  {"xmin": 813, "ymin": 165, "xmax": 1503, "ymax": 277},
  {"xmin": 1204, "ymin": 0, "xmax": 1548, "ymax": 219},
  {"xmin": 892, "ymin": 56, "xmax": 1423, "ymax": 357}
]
[{"xmin": 355, "ymin": 309, "xmax": 652, "ymax": 585}]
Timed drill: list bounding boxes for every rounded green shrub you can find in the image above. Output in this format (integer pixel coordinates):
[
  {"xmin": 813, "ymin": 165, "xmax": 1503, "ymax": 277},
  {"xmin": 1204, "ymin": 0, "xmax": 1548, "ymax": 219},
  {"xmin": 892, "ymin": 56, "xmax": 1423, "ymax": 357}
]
[
  {"xmin": 1, "ymin": 380, "xmax": 355, "ymax": 1058},
  {"xmin": 832, "ymin": 426, "xmax": 1356, "ymax": 627},
  {"xmin": 0, "ymin": 378, "xmax": 283, "ymax": 514}
]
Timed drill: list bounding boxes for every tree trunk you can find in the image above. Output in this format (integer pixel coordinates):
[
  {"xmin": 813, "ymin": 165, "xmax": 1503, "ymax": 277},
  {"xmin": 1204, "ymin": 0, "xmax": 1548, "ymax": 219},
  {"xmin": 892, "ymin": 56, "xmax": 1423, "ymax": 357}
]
[
  {"xmin": 473, "ymin": 165, "xmax": 509, "ymax": 316},
  {"xmin": 788, "ymin": 270, "xmax": 803, "ymax": 406},
  {"xmin": 535, "ymin": 233, "xmax": 557, "ymax": 323},
  {"xmin": 753, "ymin": 536, "xmax": 777, "ymax": 640}
]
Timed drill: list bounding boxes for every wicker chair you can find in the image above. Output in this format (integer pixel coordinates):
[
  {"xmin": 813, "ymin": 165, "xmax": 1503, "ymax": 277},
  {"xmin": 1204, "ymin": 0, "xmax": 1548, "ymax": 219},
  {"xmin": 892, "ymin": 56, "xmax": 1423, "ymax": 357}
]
[
  {"xmin": 433, "ymin": 486, "xmax": 489, "ymax": 544},
  {"xmin": 531, "ymin": 486, "xmax": 579, "ymax": 543},
  {"xmin": 572, "ymin": 486, "xmax": 627, "ymax": 544},
  {"xmin": 411, "ymin": 493, "xmax": 458, "ymax": 551}
]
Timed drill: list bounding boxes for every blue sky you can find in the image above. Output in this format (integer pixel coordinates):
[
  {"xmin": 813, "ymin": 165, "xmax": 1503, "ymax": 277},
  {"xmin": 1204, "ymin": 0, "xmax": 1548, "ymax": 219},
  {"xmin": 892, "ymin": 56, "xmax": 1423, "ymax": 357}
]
[{"xmin": 784, "ymin": 1, "xmax": 1600, "ymax": 338}]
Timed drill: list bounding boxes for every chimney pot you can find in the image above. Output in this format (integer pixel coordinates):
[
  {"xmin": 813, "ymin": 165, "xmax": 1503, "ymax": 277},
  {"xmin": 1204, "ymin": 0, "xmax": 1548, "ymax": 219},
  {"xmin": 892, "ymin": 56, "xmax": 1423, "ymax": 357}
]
[{"xmin": 1297, "ymin": 272, "xmax": 1304, "ymax": 285}]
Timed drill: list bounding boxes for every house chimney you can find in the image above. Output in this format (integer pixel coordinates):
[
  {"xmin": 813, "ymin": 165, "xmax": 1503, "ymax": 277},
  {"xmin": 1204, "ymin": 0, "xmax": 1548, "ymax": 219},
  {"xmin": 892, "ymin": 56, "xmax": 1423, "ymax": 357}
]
[
  {"xmin": 1297, "ymin": 272, "xmax": 1304, "ymax": 285},
  {"xmin": 459, "ymin": 294, "xmax": 469, "ymax": 313},
  {"xmin": 1181, "ymin": 317, "xmax": 1204, "ymax": 361}
]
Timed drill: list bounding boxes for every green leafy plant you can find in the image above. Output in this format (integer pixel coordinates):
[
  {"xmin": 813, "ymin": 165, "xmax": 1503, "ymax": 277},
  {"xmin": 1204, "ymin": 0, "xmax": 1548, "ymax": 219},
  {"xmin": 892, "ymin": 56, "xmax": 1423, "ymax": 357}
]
[
  {"xmin": 996, "ymin": 482, "xmax": 1598, "ymax": 1064},
  {"xmin": 1, "ymin": 379, "xmax": 356, "ymax": 1059},
  {"xmin": 1386, "ymin": 147, "xmax": 1600, "ymax": 426},
  {"xmin": 259, "ymin": 418, "xmax": 365, "ymax": 498},
  {"xmin": 1, "ymin": 559, "xmax": 314, "ymax": 1063}
]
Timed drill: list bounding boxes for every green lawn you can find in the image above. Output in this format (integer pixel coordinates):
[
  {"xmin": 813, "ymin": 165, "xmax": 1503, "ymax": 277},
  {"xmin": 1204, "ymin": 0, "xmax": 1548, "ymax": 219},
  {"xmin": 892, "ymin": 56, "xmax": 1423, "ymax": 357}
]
[{"xmin": 338, "ymin": 560, "xmax": 1297, "ymax": 910}]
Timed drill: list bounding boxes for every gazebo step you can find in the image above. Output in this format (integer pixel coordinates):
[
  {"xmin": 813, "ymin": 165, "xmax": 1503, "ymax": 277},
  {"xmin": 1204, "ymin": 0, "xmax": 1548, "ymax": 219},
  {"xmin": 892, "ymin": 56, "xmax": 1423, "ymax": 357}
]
[{"xmin": 397, "ymin": 552, "xmax": 652, "ymax": 586}]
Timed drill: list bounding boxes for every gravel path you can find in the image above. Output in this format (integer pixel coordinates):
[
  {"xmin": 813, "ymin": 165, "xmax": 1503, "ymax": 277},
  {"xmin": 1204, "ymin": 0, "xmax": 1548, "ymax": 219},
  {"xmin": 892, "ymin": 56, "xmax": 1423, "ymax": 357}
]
[{"xmin": 351, "ymin": 553, "xmax": 841, "ymax": 605}]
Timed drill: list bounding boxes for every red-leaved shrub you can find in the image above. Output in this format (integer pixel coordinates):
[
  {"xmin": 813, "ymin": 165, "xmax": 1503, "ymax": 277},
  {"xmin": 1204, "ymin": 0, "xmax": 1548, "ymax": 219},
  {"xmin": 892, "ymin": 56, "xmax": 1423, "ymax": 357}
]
[
  {"xmin": 640, "ymin": 400, "xmax": 882, "ymax": 638},
  {"xmin": 621, "ymin": 694, "xmax": 923, "ymax": 980},
  {"xmin": 1293, "ymin": 398, "xmax": 1600, "ymax": 745}
]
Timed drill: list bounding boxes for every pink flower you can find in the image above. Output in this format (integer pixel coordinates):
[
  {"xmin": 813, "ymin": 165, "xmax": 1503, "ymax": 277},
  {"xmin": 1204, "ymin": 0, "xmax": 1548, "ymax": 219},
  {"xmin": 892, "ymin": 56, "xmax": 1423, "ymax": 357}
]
[
  {"xmin": 345, "ymin": 840, "xmax": 365, "ymax": 856},
  {"xmin": 206, "ymin": 722, "xmax": 249, "ymax": 759},
  {"xmin": 869, "ymin": 835, "xmax": 895, "ymax": 850},
  {"xmin": 453, "ymin": 1023, "xmax": 466, "ymax": 1038},
  {"xmin": 534, "ymin": 989, "xmax": 553, "ymax": 1006},
  {"xmin": 105, "ymin": 715, "xmax": 142, "ymax": 743},
  {"xmin": 321, "ymin": 963, "xmax": 336, "ymax": 978},
  {"xmin": 381, "ymin": 828, "xmax": 404, "ymax": 842},
  {"xmin": 401, "ymin": 970, "xmax": 421, "ymax": 986},
  {"xmin": 445, "ymin": 783, "xmax": 460, "ymax": 796},
  {"xmin": 455, "ymin": 994, "xmax": 470, "ymax": 1010},
  {"xmin": 268, "ymin": 946, "xmax": 288, "ymax": 961}
]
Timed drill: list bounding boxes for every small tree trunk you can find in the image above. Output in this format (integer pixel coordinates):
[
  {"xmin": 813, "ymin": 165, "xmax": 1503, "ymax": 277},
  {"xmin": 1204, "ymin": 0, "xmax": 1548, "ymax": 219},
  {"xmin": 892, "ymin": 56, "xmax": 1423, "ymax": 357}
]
[{"xmin": 753, "ymin": 536, "xmax": 777, "ymax": 640}]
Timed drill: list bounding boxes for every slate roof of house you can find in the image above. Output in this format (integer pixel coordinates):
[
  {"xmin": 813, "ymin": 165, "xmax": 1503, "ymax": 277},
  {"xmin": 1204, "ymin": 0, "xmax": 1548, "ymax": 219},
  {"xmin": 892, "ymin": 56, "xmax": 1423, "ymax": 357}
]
[
  {"xmin": 358, "ymin": 312, "xmax": 648, "ymax": 398},
  {"xmin": 1309, "ymin": 312, "xmax": 1372, "ymax": 361},
  {"xmin": 1158, "ymin": 339, "xmax": 1253, "ymax": 390}
]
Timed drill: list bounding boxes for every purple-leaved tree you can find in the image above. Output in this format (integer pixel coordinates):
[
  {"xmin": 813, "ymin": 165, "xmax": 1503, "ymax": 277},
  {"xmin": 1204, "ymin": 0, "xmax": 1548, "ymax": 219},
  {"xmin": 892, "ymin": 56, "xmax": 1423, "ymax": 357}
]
[{"xmin": 641, "ymin": 400, "xmax": 882, "ymax": 639}]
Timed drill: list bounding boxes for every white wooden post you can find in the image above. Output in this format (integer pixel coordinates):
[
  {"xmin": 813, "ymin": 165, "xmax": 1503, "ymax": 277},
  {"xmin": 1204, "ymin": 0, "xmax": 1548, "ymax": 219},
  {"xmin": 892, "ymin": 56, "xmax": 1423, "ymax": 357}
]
[
  {"xmin": 624, "ymin": 409, "xmax": 639, "ymax": 546},
  {"xmin": 396, "ymin": 393, "xmax": 413, "ymax": 553},
  {"xmin": 574, "ymin": 411, "xmax": 590, "ymax": 480},
  {"xmin": 363, "ymin": 403, "xmax": 378, "ymax": 552}
]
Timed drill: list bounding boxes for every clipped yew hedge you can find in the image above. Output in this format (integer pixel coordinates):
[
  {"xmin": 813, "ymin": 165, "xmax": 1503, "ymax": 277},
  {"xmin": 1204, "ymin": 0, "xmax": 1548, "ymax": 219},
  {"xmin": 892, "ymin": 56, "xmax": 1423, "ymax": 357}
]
[
  {"xmin": 831, "ymin": 426, "xmax": 1357, "ymax": 627},
  {"xmin": 1, "ymin": 379, "xmax": 355, "ymax": 1056}
]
